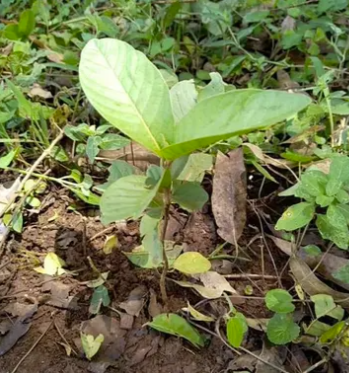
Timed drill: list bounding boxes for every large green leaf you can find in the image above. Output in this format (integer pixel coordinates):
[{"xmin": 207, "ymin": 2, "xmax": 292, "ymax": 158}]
[
  {"xmin": 100, "ymin": 175, "xmax": 161, "ymax": 224},
  {"xmin": 79, "ymin": 38, "xmax": 174, "ymax": 155},
  {"xmin": 275, "ymin": 202, "xmax": 315, "ymax": 231},
  {"xmin": 148, "ymin": 313, "xmax": 205, "ymax": 347},
  {"xmin": 160, "ymin": 90, "xmax": 311, "ymax": 159}
]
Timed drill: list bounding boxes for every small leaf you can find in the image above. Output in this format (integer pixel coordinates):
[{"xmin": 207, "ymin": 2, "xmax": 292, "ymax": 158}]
[
  {"xmin": 0, "ymin": 150, "xmax": 17, "ymax": 168},
  {"xmin": 299, "ymin": 170, "xmax": 327, "ymax": 197},
  {"xmin": 148, "ymin": 313, "xmax": 205, "ymax": 347},
  {"xmin": 86, "ymin": 272, "xmax": 109, "ymax": 288},
  {"xmin": 89, "ymin": 285, "xmax": 110, "ymax": 314},
  {"xmin": 172, "ymin": 182, "xmax": 208, "ymax": 212},
  {"xmin": 327, "ymin": 205, "xmax": 347, "ymax": 231},
  {"xmin": 26, "ymin": 196, "xmax": 41, "ymax": 208},
  {"xmin": 275, "ymin": 202, "xmax": 315, "ymax": 231},
  {"xmin": 328, "ymin": 156, "xmax": 349, "ymax": 184},
  {"xmin": 333, "ymin": 263, "xmax": 349, "ymax": 284},
  {"xmin": 265, "ymin": 289, "xmax": 295, "ymax": 314},
  {"xmin": 171, "ymin": 154, "xmax": 213, "ymax": 183},
  {"xmin": 18, "ymin": 9, "xmax": 35, "ymax": 38},
  {"xmin": 311, "ymin": 294, "xmax": 336, "ymax": 318},
  {"xmin": 140, "ymin": 208, "xmax": 162, "ymax": 237},
  {"xmin": 267, "ymin": 314, "xmax": 300, "ymax": 345},
  {"xmin": 12, "ymin": 211, "xmax": 23, "ymax": 233},
  {"xmin": 227, "ymin": 314, "xmax": 247, "ymax": 348},
  {"xmin": 81, "ymin": 333, "xmax": 104, "ymax": 360},
  {"xmin": 103, "ymin": 235, "xmax": 118, "ymax": 255},
  {"xmin": 183, "ymin": 303, "xmax": 214, "ymax": 322},
  {"xmin": 34, "ymin": 253, "xmax": 66, "ymax": 276},
  {"xmin": 316, "ymin": 214, "xmax": 349, "ymax": 250},
  {"xmin": 173, "ymin": 252, "xmax": 211, "ymax": 275},
  {"xmin": 302, "ymin": 245, "xmax": 322, "ymax": 256},
  {"xmin": 319, "ymin": 321, "xmax": 345, "ymax": 344}
]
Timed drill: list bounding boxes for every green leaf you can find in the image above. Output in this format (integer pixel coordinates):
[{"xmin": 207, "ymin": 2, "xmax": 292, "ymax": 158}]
[
  {"xmin": 171, "ymin": 154, "xmax": 213, "ymax": 183},
  {"xmin": 244, "ymin": 10, "xmax": 270, "ymax": 23},
  {"xmin": 183, "ymin": 303, "xmax": 214, "ymax": 322},
  {"xmin": 306, "ymin": 320, "xmax": 331, "ymax": 337},
  {"xmin": 124, "ymin": 240, "xmax": 182, "ymax": 269},
  {"xmin": 103, "ymin": 235, "xmax": 118, "ymax": 255},
  {"xmin": 316, "ymin": 195, "xmax": 334, "ymax": 207},
  {"xmin": 89, "ymin": 285, "xmax": 110, "ymax": 314},
  {"xmin": 170, "ymin": 81, "xmax": 197, "ymax": 123},
  {"xmin": 197, "ymin": 72, "xmax": 226, "ymax": 102},
  {"xmin": 336, "ymin": 204, "xmax": 349, "ymax": 224},
  {"xmin": 0, "ymin": 150, "xmax": 16, "ymax": 168},
  {"xmin": 97, "ymin": 160, "xmax": 136, "ymax": 192},
  {"xmin": 327, "ymin": 205, "xmax": 348, "ymax": 230},
  {"xmin": 227, "ymin": 314, "xmax": 248, "ymax": 348},
  {"xmin": 160, "ymin": 90, "xmax": 311, "ymax": 160},
  {"xmin": 86, "ymin": 136, "xmax": 102, "ymax": 163},
  {"xmin": 81, "ymin": 333, "xmax": 104, "ymax": 360},
  {"xmin": 302, "ymin": 245, "xmax": 322, "ymax": 256},
  {"xmin": 316, "ymin": 214, "xmax": 349, "ymax": 250},
  {"xmin": 326, "ymin": 179, "xmax": 343, "ymax": 197},
  {"xmin": 335, "ymin": 190, "xmax": 349, "ymax": 204},
  {"xmin": 319, "ymin": 321, "xmax": 345, "ymax": 344},
  {"xmin": 80, "ymin": 38, "xmax": 174, "ymax": 155},
  {"xmin": 18, "ymin": 9, "xmax": 35, "ymax": 38},
  {"xmin": 100, "ymin": 175, "xmax": 161, "ymax": 224},
  {"xmin": 99, "ymin": 134, "xmax": 131, "ymax": 150},
  {"xmin": 299, "ymin": 171, "xmax": 327, "ymax": 197},
  {"xmin": 265, "ymin": 289, "xmax": 295, "ymax": 314},
  {"xmin": 140, "ymin": 208, "xmax": 162, "ymax": 237},
  {"xmin": 329, "ymin": 157, "xmax": 349, "ymax": 184},
  {"xmin": 275, "ymin": 202, "xmax": 315, "ymax": 231},
  {"xmin": 333, "ymin": 263, "xmax": 349, "ymax": 284},
  {"xmin": 172, "ymin": 182, "xmax": 208, "ymax": 212},
  {"xmin": 267, "ymin": 314, "xmax": 300, "ymax": 345},
  {"xmin": 12, "ymin": 211, "xmax": 23, "ymax": 233},
  {"xmin": 173, "ymin": 252, "xmax": 211, "ymax": 275},
  {"xmin": 148, "ymin": 313, "xmax": 205, "ymax": 347},
  {"xmin": 310, "ymin": 294, "xmax": 343, "ymax": 319},
  {"xmin": 3, "ymin": 24, "xmax": 21, "ymax": 41}
]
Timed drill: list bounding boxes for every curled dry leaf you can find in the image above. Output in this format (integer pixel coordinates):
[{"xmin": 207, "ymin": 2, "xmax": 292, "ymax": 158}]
[
  {"xmin": 118, "ymin": 285, "xmax": 147, "ymax": 316},
  {"xmin": 290, "ymin": 256, "xmax": 349, "ymax": 308},
  {"xmin": 98, "ymin": 142, "xmax": 159, "ymax": 171},
  {"xmin": 28, "ymin": 84, "xmax": 53, "ymax": 99},
  {"xmin": 212, "ymin": 149, "xmax": 247, "ymax": 245}
]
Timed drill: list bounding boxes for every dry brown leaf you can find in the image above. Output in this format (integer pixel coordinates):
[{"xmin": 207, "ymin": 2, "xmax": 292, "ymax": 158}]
[
  {"xmin": 28, "ymin": 84, "xmax": 53, "ymax": 99},
  {"xmin": 212, "ymin": 149, "xmax": 247, "ymax": 245},
  {"xmin": 47, "ymin": 52, "xmax": 64, "ymax": 63},
  {"xmin": 118, "ymin": 285, "xmax": 147, "ymax": 316},
  {"xmin": 255, "ymin": 343, "xmax": 287, "ymax": 373},
  {"xmin": 281, "ymin": 15, "xmax": 296, "ymax": 32},
  {"xmin": 290, "ymin": 256, "xmax": 349, "ymax": 308},
  {"xmin": 199, "ymin": 271, "xmax": 237, "ymax": 294},
  {"xmin": 97, "ymin": 142, "xmax": 159, "ymax": 171}
]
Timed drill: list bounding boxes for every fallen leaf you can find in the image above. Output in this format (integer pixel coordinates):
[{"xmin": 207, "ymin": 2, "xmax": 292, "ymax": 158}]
[
  {"xmin": 118, "ymin": 285, "xmax": 147, "ymax": 316},
  {"xmin": 147, "ymin": 313, "xmax": 205, "ymax": 347},
  {"xmin": 81, "ymin": 315, "xmax": 126, "ymax": 362},
  {"xmin": 255, "ymin": 343, "xmax": 287, "ymax": 373},
  {"xmin": 47, "ymin": 52, "xmax": 64, "ymax": 63},
  {"xmin": 0, "ymin": 304, "xmax": 37, "ymax": 356},
  {"xmin": 173, "ymin": 252, "xmax": 211, "ymax": 275},
  {"xmin": 103, "ymin": 235, "xmax": 118, "ymax": 255},
  {"xmin": 120, "ymin": 313, "xmax": 134, "ymax": 330},
  {"xmin": 246, "ymin": 318, "xmax": 269, "ymax": 332},
  {"xmin": 0, "ymin": 320, "xmax": 12, "ymax": 335},
  {"xmin": 212, "ymin": 149, "xmax": 247, "ymax": 245},
  {"xmin": 182, "ymin": 303, "xmax": 214, "ymax": 322},
  {"xmin": 34, "ymin": 252, "xmax": 66, "ymax": 276},
  {"xmin": 59, "ymin": 342, "xmax": 72, "ymax": 356},
  {"xmin": 281, "ymin": 15, "xmax": 296, "ymax": 32},
  {"xmin": 28, "ymin": 84, "xmax": 53, "ymax": 99},
  {"xmin": 47, "ymin": 282, "xmax": 71, "ymax": 308},
  {"xmin": 290, "ymin": 256, "xmax": 349, "ymax": 307},
  {"xmin": 4, "ymin": 302, "xmax": 37, "ymax": 317},
  {"xmin": 81, "ymin": 333, "xmax": 104, "ymax": 360},
  {"xmin": 174, "ymin": 271, "xmax": 237, "ymax": 299},
  {"xmin": 199, "ymin": 271, "xmax": 237, "ymax": 294},
  {"xmin": 148, "ymin": 288, "xmax": 162, "ymax": 318}
]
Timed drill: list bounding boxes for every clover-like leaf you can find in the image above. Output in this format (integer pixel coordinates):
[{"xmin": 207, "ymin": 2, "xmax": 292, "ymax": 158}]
[
  {"xmin": 81, "ymin": 333, "xmax": 104, "ymax": 360},
  {"xmin": 267, "ymin": 314, "xmax": 300, "ymax": 345},
  {"xmin": 265, "ymin": 289, "xmax": 295, "ymax": 314}
]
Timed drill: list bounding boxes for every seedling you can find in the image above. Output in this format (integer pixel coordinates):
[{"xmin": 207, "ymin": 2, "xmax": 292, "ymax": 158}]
[
  {"xmin": 79, "ymin": 38, "xmax": 310, "ymax": 302},
  {"xmin": 276, "ymin": 156, "xmax": 349, "ymax": 250}
]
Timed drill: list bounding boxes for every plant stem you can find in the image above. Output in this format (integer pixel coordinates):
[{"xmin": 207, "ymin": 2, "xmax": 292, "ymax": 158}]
[{"xmin": 160, "ymin": 187, "xmax": 171, "ymax": 304}]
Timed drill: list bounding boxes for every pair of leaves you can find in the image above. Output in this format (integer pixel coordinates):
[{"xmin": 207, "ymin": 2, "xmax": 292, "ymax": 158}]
[
  {"xmin": 80, "ymin": 38, "xmax": 311, "ymax": 161},
  {"xmin": 81, "ymin": 333, "xmax": 104, "ymax": 360},
  {"xmin": 34, "ymin": 253, "xmax": 66, "ymax": 276}
]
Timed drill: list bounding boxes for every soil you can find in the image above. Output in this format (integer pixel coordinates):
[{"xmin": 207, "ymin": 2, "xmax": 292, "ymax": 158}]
[{"xmin": 0, "ymin": 188, "xmax": 290, "ymax": 373}]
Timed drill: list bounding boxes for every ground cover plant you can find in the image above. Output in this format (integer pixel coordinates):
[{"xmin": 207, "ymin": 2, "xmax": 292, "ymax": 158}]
[{"xmin": 1, "ymin": 1, "xmax": 349, "ymax": 373}]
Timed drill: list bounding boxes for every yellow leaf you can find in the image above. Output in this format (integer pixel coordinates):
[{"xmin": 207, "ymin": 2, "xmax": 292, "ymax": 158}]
[
  {"xmin": 173, "ymin": 252, "xmax": 211, "ymax": 275},
  {"xmin": 81, "ymin": 333, "xmax": 104, "ymax": 360},
  {"xmin": 183, "ymin": 303, "xmax": 214, "ymax": 322},
  {"xmin": 103, "ymin": 235, "xmax": 118, "ymax": 255},
  {"xmin": 35, "ymin": 253, "xmax": 66, "ymax": 276}
]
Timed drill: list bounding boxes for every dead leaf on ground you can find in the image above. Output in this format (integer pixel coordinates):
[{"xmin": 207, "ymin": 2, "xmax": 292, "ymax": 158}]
[
  {"xmin": 174, "ymin": 271, "xmax": 237, "ymax": 299},
  {"xmin": 4, "ymin": 302, "xmax": 36, "ymax": 317},
  {"xmin": 81, "ymin": 315, "xmax": 126, "ymax": 362},
  {"xmin": 246, "ymin": 318, "xmax": 269, "ymax": 332},
  {"xmin": 290, "ymin": 256, "xmax": 349, "ymax": 308},
  {"xmin": 0, "ymin": 320, "xmax": 12, "ymax": 335},
  {"xmin": 212, "ymin": 149, "xmax": 247, "ymax": 245},
  {"xmin": 47, "ymin": 282, "xmax": 72, "ymax": 308},
  {"xmin": 0, "ymin": 304, "xmax": 37, "ymax": 356},
  {"xmin": 47, "ymin": 52, "xmax": 64, "ymax": 63},
  {"xmin": 226, "ymin": 353, "xmax": 256, "ymax": 372},
  {"xmin": 118, "ymin": 285, "xmax": 147, "ymax": 317},
  {"xmin": 120, "ymin": 313, "xmax": 134, "ymax": 330},
  {"xmin": 28, "ymin": 84, "xmax": 53, "ymax": 99},
  {"xmin": 281, "ymin": 15, "xmax": 296, "ymax": 32},
  {"xmin": 88, "ymin": 361, "xmax": 110, "ymax": 373},
  {"xmin": 98, "ymin": 142, "xmax": 159, "ymax": 171},
  {"xmin": 148, "ymin": 288, "xmax": 162, "ymax": 318},
  {"xmin": 255, "ymin": 342, "xmax": 287, "ymax": 373}
]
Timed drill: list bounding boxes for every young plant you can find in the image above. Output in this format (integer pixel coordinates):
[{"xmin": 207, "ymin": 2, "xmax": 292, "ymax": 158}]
[
  {"xmin": 276, "ymin": 156, "xmax": 349, "ymax": 250},
  {"xmin": 79, "ymin": 38, "xmax": 310, "ymax": 302}
]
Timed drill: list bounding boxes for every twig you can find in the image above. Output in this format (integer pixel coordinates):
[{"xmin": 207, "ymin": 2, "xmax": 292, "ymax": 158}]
[
  {"xmin": 302, "ymin": 358, "xmax": 327, "ymax": 373},
  {"xmin": 10, "ymin": 320, "xmax": 53, "ymax": 373},
  {"xmin": 224, "ymin": 274, "xmax": 280, "ymax": 280},
  {"xmin": 0, "ymin": 131, "xmax": 64, "ymax": 220},
  {"xmin": 54, "ymin": 319, "xmax": 78, "ymax": 356},
  {"xmin": 160, "ymin": 186, "xmax": 171, "ymax": 304},
  {"xmin": 90, "ymin": 225, "xmax": 115, "ymax": 241}
]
